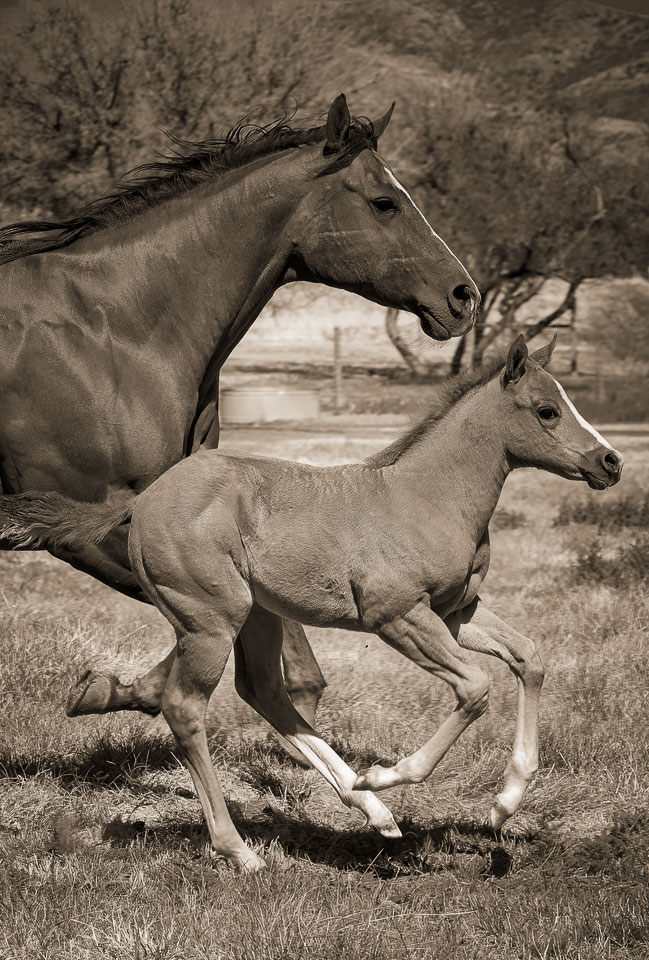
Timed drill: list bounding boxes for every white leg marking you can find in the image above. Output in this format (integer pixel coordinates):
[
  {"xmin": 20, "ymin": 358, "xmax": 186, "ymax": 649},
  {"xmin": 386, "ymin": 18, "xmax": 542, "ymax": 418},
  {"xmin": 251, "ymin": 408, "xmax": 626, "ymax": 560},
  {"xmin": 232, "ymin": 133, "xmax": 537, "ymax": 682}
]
[{"xmin": 553, "ymin": 377, "xmax": 613, "ymax": 450}]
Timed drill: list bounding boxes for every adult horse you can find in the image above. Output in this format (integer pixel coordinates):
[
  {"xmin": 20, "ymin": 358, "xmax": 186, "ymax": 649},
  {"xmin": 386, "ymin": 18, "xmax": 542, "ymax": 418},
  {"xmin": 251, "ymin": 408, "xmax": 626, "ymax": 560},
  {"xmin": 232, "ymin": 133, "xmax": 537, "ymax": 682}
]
[{"xmin": 0, "ymin": 94, "xmax": 479, "ymax": 731}]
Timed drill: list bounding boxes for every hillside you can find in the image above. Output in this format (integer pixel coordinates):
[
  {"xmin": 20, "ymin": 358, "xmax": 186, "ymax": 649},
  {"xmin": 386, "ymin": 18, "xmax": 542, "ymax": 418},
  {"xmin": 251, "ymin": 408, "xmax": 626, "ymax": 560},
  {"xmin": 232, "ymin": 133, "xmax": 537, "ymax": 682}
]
[{"xmin": 1, "ymin": 0, "xmax": 647, "ymax": 368}]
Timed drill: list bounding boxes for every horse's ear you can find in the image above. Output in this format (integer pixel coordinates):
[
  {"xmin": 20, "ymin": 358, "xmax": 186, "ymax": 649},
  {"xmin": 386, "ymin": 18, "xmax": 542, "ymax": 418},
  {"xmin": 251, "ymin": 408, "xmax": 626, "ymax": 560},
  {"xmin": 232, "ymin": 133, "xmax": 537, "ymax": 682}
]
[
  {"xmin": 503, "ymin": 334, "xmax": 528, "ymax": 387},
  {"xmin": 323, "ymin": 93, "xmax": 351, "ymax": 156},
  {"xmin": 372, "ymin": 101, "xmax": 396, "ymax": 140},
  {"xmin": 530, "ymin": 333, "xmax": 558, "ymax": 368}
]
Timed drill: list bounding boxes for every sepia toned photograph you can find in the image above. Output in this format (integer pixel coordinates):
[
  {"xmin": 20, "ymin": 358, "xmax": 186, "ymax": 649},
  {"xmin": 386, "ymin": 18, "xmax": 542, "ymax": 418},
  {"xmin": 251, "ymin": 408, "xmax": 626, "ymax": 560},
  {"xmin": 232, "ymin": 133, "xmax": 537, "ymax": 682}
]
[{"xmin": 0, "ymin": 0, "xmax": 648, "ymax": 956}]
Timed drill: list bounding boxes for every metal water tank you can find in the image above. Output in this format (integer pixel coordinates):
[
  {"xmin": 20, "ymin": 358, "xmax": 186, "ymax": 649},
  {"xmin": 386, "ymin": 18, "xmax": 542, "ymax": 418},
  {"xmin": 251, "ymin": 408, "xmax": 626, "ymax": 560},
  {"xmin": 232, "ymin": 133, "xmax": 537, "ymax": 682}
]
[{"xmin": 220, "ymin": 387, "xmax": 320, "ymax": 423}]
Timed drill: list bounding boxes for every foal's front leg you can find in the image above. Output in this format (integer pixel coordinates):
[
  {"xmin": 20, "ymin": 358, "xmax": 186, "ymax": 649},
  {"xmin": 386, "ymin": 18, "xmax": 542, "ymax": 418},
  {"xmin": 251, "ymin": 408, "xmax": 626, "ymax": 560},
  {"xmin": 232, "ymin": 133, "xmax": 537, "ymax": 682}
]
[
  {"xmin": 354, "ymin": 602, "xmax": 490, "ymax": 791},
  {"xmin": 452, "ymin": 600, "xmax": 544, "ymax": 828}
]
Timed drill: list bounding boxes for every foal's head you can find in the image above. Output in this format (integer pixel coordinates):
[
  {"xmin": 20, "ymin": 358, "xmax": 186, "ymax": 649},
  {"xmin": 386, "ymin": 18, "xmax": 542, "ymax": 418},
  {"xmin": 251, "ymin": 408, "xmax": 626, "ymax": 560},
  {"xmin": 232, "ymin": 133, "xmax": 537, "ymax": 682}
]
[
  {"xmin": 290, "ymin": 94, "xmax": 479, "ymax": 340},
  {"xmin": 500, "ymin": 335, "xmax": 623, "ymax": 489}
]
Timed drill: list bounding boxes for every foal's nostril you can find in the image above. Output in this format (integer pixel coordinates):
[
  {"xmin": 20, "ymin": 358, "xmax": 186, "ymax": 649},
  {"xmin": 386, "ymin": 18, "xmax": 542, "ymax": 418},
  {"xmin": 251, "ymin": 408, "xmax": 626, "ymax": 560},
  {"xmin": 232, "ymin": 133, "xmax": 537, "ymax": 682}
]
[{"xmin": 602, "ymin": 451, "xmax": 622, "ymax": 474}]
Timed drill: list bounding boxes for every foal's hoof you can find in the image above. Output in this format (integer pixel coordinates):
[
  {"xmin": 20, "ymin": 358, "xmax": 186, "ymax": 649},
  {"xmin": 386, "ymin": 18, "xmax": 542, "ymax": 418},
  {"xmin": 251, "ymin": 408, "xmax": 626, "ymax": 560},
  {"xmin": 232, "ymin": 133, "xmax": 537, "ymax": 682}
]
[
  {"xmin": 375, "ymin": 817, "xmax": 403, "ymax": 840},
  {"xmin": 354, "ymin": 765, "xmax": 394, "ymax": 792},
  {"xmin": 236, "ymin": 852, "xmax": 267, "ymax": 874},
  {"xmin": 66, "ymin": 669, "xmax": 121, "ymax": 717},
  {"xmin": 489, "ymin": 798, "xmax": 513, "ymax": 831}
]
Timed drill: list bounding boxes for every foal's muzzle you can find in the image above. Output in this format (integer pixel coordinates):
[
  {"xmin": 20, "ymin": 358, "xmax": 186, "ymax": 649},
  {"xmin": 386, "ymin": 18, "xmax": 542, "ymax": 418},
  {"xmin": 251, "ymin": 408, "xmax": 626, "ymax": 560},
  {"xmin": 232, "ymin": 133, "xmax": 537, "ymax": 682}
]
[{"xmin": 581, "ymin": 447, "xmax": 624, "ymax": 489}]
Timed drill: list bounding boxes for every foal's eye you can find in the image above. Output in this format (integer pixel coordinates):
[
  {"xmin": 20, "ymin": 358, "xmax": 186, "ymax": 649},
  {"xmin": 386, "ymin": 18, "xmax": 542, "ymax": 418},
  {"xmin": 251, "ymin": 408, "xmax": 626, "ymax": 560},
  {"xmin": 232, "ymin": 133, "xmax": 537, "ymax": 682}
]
[
  {"xmin": 538, "ymin": 406, "xmax": 559, "ymax": 422},
  {"xmin": 370, "ymin": 196, "xmax": 398, "ymax": 214}
]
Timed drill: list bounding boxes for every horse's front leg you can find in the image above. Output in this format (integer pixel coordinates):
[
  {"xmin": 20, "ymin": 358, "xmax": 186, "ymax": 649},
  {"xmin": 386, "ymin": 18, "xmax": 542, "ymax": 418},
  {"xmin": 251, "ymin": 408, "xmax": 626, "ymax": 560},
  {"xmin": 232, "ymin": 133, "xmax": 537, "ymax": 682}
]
[
  {"xmin": 452, "ymin": 600, "xmax": 545, "ymax": 828},
  {"xmin": 353, "ymin": 602, "xmax": 490, "ymax": 791}
]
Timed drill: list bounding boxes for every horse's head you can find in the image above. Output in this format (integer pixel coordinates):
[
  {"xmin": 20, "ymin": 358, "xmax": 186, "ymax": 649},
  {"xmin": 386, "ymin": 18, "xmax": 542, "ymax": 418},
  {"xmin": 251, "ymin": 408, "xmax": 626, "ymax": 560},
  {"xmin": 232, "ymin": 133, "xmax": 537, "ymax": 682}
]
[
  {"xmin": 500, "ymin": 335, "xmax": 623, "ymax": 489},
  {"xmin": 288, "ymin": 94, "xmax": 479, "ymax": 341}
]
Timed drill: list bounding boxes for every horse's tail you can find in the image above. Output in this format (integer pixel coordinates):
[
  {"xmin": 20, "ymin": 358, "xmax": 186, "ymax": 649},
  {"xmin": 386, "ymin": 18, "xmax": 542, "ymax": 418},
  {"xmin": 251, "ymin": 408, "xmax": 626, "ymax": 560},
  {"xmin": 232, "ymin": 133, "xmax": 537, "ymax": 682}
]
[{"xmin": 0, "ymin": 490, "xmax": 134, "ymax": 551}]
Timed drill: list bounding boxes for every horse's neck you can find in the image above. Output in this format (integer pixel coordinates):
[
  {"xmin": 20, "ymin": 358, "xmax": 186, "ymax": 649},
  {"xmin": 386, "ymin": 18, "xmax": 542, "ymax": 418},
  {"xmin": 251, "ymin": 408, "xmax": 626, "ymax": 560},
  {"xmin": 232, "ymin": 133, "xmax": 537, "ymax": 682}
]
[
  {"xmin": 68, "ymin": 158, "xmax": 299, "ymax": 383},
  {"xmin": 389, "ymin": 382, "xmax": 509, "ymax": 538}
]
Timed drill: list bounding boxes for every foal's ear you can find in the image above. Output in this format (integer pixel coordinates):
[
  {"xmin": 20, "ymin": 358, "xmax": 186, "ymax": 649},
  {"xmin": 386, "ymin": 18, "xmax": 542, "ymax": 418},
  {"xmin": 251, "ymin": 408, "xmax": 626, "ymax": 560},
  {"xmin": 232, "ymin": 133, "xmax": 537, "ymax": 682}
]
[
  {"xmin": 503, "ymin": 334, "xmax": 529, "ymax": 387},
  {"xmin": 372, "ymin": 101, "xmax": 396, "ymax": 140},
  {"xmin": 530, "ymin": 333, "xmax": 558, "ymax": 368},
  {"xmin": 324, "ymin": 93, "xmax": 351, "ymax": 155}
]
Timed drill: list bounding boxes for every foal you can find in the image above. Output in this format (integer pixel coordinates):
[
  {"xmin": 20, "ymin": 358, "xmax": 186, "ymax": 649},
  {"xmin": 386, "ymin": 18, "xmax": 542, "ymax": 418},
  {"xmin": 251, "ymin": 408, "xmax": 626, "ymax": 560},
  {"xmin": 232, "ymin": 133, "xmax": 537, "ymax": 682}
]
[{"xmin": 0, "ymin": 335, "xmax": 622, "ymax": 871}]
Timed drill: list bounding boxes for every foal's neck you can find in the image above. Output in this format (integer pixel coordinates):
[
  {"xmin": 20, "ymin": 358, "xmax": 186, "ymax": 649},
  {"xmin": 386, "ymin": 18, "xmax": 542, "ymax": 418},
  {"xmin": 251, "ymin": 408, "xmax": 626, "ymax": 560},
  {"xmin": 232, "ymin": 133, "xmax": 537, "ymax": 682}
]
[{"xmin": 389, "ymin": 380, "xmax": 510, "ymax": 539}]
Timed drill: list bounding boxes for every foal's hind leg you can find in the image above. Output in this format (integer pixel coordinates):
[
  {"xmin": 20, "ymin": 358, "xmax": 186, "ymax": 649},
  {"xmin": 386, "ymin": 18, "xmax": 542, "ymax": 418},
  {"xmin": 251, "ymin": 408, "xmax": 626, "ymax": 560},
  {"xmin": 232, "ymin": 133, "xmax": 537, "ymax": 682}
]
[
  {"xmin": 451, "ymin": 600, "xmax": 544, "ymax": 829},
  {"xmin": 235, "ymin": 605, "xmax": 401, "ymax": 838},
  {"xmin": 129, "ymin": 505, "xmax": 265, "ymax": 871},
  {"xmin": 353, "ymin": 602, "xmax": 490, "ymax": 791},
  {"xmin": 161, "ymin": 638, "xmax": 265, "ymax": 872}
]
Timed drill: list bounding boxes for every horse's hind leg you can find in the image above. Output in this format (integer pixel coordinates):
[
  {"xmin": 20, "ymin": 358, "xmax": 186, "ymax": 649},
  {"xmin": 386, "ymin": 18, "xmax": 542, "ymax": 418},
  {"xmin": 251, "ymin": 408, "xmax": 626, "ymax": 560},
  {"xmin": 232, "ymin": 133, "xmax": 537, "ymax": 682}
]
[
  {"xmin": 66, "ymin": 648, "xmax": 175, "ymax": 717},
  {"xmin": 452, "ymin": 600, "xmax": 544, "ymax": 829},
  {"xmin": 235, "ymin": 605, "xmax": 401, "ymax": 838},
  {"xmin": 66, "ymin": 621, "xmax": 327, "ymax": 728},
  {"xmin": 281, "ymin": 620, "xmax": 327, "ymax": 729}
]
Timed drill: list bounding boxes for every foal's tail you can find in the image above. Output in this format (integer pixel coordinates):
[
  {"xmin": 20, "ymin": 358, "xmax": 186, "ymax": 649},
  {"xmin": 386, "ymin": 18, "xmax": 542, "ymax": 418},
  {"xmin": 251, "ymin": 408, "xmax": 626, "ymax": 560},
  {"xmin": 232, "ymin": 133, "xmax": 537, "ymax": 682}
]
[{"xmin": 0, "ymin": 490, "xmax": 134, "ymax": 551}]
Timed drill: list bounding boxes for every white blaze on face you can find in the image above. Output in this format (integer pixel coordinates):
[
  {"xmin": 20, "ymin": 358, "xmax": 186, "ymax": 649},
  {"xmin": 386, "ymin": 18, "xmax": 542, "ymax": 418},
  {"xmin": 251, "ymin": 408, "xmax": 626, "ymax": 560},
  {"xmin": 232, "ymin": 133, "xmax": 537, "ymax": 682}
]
[
  {"xmin": 552, "ymin": 376, "xmax": 613, "ymax": 451},
  {"xmin": 382, "ymin": 164, "xmax": 471, "ymax": 275}
]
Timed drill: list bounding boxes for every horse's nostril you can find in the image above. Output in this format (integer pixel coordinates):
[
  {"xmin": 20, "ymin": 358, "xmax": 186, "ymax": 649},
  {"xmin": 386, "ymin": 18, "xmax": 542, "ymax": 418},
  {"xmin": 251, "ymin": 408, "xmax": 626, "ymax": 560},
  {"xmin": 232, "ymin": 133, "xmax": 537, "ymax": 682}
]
[
  {"xmin": 603, "ymin": 451, "xmax": 621, "ymax": 473},
  {"xmin": 452, "ymin": 283, "xmax": 474, "ymax": 305}
]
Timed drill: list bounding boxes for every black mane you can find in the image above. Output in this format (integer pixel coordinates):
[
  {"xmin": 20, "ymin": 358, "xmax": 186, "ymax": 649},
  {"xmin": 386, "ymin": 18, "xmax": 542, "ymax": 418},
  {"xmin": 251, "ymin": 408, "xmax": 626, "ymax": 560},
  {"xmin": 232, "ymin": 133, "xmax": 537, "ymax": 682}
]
[
  {"xmin": 368, "ymin": 352, "xmax": 507, "ymax": 467},
  {"xmin": 0, "ymin": 109, "xmax": 378, "ymax": 265}
]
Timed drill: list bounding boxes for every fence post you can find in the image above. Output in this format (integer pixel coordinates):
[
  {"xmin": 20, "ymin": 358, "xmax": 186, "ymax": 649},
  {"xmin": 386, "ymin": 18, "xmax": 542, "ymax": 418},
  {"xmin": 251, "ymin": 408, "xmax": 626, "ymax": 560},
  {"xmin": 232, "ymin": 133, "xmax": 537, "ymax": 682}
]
[{"xmin": 333, "ymin": 325, "xmax": 345, "ymax": 414}]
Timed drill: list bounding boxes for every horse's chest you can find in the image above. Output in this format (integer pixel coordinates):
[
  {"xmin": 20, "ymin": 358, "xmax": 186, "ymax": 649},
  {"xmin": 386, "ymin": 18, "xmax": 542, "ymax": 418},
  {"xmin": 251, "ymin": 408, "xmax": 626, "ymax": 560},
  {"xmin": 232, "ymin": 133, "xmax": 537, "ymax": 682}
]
[{"xmin": 429, "ymin": 536, "xmax": 491, "ymax": 616}]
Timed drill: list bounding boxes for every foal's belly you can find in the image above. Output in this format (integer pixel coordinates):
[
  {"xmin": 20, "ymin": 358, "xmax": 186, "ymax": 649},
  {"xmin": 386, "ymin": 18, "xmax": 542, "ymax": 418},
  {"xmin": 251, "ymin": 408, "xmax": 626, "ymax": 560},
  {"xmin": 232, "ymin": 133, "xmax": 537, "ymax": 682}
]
[{"xmin": 248, "ymin": 555, "xmax": 364, "ymax": 631}]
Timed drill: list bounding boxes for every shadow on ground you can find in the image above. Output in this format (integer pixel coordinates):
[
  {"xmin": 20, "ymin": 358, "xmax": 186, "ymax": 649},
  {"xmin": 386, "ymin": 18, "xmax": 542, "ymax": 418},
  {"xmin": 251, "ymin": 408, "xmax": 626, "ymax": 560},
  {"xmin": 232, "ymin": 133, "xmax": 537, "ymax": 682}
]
[
  {"xmin": 98, "ymin": 809, "xmax": 518, "ymax": 879},
  {"xmin": 0, "ymin": 736, "xmax": 178, "ymax": 789}
]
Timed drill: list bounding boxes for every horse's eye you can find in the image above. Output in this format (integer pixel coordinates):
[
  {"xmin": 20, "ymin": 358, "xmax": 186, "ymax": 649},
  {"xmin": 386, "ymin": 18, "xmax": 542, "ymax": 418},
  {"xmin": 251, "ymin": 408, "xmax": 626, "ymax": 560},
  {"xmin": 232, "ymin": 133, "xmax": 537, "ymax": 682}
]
[
  {"xmin": 538, "ymin": 406, "xmax": 559, "ymax": 421},
  {"xmin": 371, "ymin": 197, "xmax": 397, "ymax": 214}
]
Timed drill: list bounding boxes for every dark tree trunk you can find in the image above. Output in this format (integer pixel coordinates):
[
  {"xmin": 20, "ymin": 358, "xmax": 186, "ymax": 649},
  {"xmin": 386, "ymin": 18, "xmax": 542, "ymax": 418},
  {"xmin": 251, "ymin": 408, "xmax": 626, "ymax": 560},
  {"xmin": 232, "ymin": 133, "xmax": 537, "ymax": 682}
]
[{"xmin": 384, "ymin": 307, "xmax": 431, "ymax": 378}]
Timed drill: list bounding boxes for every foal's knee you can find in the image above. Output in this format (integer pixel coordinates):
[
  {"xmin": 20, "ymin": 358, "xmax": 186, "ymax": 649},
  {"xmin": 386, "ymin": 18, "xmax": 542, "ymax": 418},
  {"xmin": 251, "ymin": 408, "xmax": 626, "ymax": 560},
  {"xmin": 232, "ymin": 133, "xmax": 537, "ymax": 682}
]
[
  {"xmin": 457, "ymin": 666, "xmax": 490, "ymax": 719},
  {"xmin": 520, "ymin": 646, "xmax": 544, "ymax": 690}
]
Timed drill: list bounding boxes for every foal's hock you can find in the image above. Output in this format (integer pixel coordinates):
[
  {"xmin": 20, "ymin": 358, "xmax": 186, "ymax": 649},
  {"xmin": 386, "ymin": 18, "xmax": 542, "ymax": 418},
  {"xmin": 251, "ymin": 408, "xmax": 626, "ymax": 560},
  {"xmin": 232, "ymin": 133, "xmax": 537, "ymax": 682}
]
[{"xmin": 0, "ymin": 335, "xmax": 623, "ymax": 872}]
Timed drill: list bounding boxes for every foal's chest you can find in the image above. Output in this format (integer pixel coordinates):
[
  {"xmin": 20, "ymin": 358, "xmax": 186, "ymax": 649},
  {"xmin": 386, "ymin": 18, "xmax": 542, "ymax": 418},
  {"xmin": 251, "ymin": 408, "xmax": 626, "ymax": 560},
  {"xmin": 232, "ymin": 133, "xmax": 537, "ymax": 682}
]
[{"xmin": 422, "ymin": 531, "xmax": 491, "ymax": 618}]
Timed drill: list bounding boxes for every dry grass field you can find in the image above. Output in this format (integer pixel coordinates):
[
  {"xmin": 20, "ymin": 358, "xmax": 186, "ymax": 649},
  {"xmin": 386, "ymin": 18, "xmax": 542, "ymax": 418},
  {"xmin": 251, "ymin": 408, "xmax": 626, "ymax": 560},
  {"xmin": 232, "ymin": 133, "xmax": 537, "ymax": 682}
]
[{"xmin": 1, "ymin": 420, "xmax": 648, "ymax": 960}]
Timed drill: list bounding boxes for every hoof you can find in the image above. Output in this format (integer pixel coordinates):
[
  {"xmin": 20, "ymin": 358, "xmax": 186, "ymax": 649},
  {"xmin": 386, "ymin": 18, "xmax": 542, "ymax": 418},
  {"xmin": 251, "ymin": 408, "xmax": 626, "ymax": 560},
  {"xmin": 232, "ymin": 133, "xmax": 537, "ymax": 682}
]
[
  {"xmin": 377, "ymin": 819, "xmax": 402, "ymax": 839},
  {"xmin": 66, "ymin": 669, "xmax": 122, "ymax": 717},
  {"xmin": 354, "ymin": 765, "xmax": 392, "ymax": 792},
  {"xmin": 356, "ymin": 795, "xmax": 403, "ymax": 839},
  {"xmin": 489, "ymin": 799, "xmax": 512, "ymax": 831},
  {"xmin": 237, "ymin": 852, "xmax": 267, "ymax": 874}
]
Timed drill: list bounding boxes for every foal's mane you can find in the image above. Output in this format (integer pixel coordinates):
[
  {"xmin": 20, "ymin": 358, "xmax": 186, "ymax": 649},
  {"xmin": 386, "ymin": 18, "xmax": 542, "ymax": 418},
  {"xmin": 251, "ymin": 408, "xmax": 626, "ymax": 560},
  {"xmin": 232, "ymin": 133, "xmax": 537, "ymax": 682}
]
[
  {"xmin": 368, "ymin": 352, "xmax": 507, "ymax": 467},
  {"xmin": 0, "ymin": 109, "xmax": 378, "ymax": 266}
]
